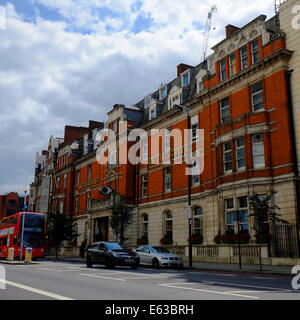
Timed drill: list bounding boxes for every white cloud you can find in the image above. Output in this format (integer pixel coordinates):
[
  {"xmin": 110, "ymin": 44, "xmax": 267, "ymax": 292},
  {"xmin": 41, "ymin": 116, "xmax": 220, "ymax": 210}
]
[{"xmin": 0, "ymin": 0, "xmax": 275, "ymax": 194}]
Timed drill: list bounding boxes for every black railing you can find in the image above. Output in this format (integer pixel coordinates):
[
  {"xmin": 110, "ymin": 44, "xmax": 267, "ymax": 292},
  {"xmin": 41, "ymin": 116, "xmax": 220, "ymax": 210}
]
[{"xmin": 268, "ymin": 224, "xmax": 299, "ymax": 258}]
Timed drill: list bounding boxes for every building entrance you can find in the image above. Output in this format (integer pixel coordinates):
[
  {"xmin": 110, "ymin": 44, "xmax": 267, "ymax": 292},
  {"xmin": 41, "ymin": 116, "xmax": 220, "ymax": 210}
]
[{"xmin": 93, "ymin": 217, "xmax": 109, "ymax": 242}]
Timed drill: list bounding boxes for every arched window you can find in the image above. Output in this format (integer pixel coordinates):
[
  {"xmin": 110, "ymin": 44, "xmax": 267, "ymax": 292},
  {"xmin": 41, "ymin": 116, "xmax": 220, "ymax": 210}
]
[
  {"xmin": 142, "ymin": 214, "xmax": 148, "ymax": 238},
  {"xmin": 193, "ymin": 207, "xmax": 203, "ymax": 235},
  {"xmin": 164, "ymin": 210, "xmax": 173, "ymax": 241}
]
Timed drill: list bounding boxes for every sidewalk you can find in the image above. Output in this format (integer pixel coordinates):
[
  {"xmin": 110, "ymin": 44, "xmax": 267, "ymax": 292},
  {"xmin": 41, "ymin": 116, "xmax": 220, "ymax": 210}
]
[
  {"xmin": 43, "ymin": 255, "xmax": 293, "ymax": 276},
  {"xmin": 187, "ymin": 261, "xmax": 293, "ymax": 276},
  {"xmin": 0, "ymin": 259, "xmax": 39, "ymax": 265}
]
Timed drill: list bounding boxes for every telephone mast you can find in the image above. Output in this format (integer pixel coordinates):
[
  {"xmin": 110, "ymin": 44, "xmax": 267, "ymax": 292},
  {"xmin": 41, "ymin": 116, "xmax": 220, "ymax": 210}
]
[{"xmin": 202, "ymin": 5, "xmax": 217, "ymax": 61}]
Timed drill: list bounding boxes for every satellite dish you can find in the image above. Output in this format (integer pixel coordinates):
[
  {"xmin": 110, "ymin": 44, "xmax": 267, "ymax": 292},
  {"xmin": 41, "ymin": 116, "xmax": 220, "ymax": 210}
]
[{"xmin": 99, "ymin": 186, "xmax": 113, "ymax": 195}]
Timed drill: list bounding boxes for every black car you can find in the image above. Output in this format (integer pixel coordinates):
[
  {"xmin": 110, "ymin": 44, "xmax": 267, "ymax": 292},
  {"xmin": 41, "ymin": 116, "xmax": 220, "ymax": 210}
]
[{"xmin": 86, "ymin": 242, "xmax": 140, "ymax": 269}]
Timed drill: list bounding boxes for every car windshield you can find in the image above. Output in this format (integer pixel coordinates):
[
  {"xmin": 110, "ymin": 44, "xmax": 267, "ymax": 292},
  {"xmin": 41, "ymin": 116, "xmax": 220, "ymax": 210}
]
[
  {"xmin": 106, "ymin": 243, "xmax": 123, "ymax": 251},
  {"xmin": 151, "ymin": 246, "xmax": 170, "ymax": 253}
]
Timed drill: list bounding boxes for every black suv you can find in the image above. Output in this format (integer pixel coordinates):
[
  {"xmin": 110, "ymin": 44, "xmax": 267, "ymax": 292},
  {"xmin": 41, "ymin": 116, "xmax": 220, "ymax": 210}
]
[{"xmin": 86, "ymin": 242, "xmax": 140, "ymax": 269}]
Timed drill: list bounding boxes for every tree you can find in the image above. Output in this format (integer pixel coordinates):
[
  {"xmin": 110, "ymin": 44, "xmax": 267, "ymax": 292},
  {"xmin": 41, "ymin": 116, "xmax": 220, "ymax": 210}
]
[
  {"xmin": 46, "ymin": 211, "xmax": 79, "ymax": 260},
  {"xmin": 249, "ymin": 193, "xmax": 288, "ymax": 243},
  {"xmin": 110, "ymin": 200, "xmax": 133, "ymax": 244}
]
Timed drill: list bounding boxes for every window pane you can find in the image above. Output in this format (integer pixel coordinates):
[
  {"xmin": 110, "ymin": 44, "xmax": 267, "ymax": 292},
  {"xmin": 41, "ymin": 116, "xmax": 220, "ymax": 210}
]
[
  {"xmin": 253, "ymin": 134, "xmax": 263, "ymax": 143},
  {"xmin": 253, "ymin": 143, "xmax": 264, "ymax": 156},
  {"xmin": 226, "ymin": 212, "xmax": 235, "ymax": 225},
  {"xmin": 226, "ymin": 198, "xmax": 234, "ymax": 209},
  {"xmin": 224, "ymin": 152, "xmax": 232, "ymax": 162},
  {"xmin": 236, "ymin": 148, "xmax": 245, "ymax": 159},
  {"xmin": 237, "ymin": 159, "xmax": 245, "ymax": 168},
  {"xmin": 238, "ymin": 196, "xmax": 248, "ymax": 208},
  {"xmin": 251, "ymin": 81, "xmax": 262, "ymax": 93},
  {"xmin": 254, "ymin": 155, "xmax": 265, "ymax": 166},
  {"xmin": 224, "ymin": 142, "xmax": 231, "ymax": 151}
]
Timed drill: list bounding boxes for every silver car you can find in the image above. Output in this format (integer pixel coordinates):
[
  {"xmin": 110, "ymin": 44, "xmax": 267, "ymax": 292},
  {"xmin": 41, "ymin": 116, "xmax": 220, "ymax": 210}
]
[{"xmin": 136, "ymin": 245, "xmax": 184, "ymax": 268}]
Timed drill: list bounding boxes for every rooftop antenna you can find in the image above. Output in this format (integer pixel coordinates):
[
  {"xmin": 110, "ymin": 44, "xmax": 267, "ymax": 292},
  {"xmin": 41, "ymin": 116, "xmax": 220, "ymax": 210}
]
[{"xmin": 202, "ymin": 5, "xmax": 217, "ymax": 62}]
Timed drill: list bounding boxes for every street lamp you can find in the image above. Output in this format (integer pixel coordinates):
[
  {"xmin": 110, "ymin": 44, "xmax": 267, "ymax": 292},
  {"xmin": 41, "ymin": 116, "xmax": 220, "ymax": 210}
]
[
  {"xmin": 174, "ymin": 104, "xmax": 193, "ymax": 267},
  {"xmin": 20, "ymin": 187, "xmax": 28, "ymax": 262}
]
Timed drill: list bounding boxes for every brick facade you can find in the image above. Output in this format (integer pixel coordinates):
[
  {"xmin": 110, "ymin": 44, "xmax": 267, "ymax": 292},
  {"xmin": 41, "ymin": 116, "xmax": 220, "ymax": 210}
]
[{"xmin": 30, "ymin": 8, "xmax": 300, "ymax": 252}]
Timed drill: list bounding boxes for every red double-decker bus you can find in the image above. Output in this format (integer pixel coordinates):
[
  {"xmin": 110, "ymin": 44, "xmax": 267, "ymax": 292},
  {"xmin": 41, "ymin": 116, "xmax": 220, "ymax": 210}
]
[{"xmin": 0, "ymin": 212, "xmax": 46, "ymax": 259}]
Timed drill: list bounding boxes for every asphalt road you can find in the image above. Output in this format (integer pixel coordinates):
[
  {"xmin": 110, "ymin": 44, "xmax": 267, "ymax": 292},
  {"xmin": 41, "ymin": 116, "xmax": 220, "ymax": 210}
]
[{"xmin": 0, "ymin": 260, "xmax": 299, "ymax": 301}]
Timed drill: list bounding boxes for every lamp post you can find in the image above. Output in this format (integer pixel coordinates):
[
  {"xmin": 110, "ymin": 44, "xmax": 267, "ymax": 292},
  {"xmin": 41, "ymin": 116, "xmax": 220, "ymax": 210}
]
[
  {"xmin": 174, "ymin": 104, "xmax": 193, "ymax": 267},
  {"xmin": 20, "ymin": 187, "xmax": 28, "ymax": 262}
]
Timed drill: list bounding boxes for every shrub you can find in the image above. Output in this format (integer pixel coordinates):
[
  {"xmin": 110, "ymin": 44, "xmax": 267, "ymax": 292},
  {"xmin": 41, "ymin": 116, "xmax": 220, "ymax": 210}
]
[
  {"xmin": 137, "ymin": 235, "xmax": 148, "ymax": 246},
  {"xmin": 213, "ymin": 230, "xmax": 250, "ymax": 245},
  {"xmin": 160, "ymin": 234, "xmax": 173, "ymax": 245},
  {"xmin": 187, "ymin": 233, "xmax": 203, "ymax": 245}
]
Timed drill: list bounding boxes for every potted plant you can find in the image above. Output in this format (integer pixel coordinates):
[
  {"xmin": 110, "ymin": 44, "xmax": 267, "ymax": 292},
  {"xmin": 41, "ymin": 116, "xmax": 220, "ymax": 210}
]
[
  {"xmin": 137, "ymin": 235, "xmax": 148, "ymax": 245},
  {"xmin": 187, "ymin": 233, "xmax": 203, "ymax": 245},
  {"xmin": 160, "ymin": 233, "xmax": 173, "ymax": 245}
]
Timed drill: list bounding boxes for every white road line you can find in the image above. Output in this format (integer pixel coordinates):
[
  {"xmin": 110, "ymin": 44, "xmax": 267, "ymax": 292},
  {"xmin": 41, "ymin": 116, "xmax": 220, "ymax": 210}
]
[
  {"xmin": 226, "ymin": 290, "xmax": 288, "ymax": 294},
  {"xmin": 158, "ymin": 283, "xmax": 259, "ymax": 299},
  {"xmin": 252, "ymin": 277, "xmax": 275, "ymax": 280},
  {"xmin": 38, "ymin": 268, "xmax": 64, "ymax": 272},
  {"xmin": 0, "ymin": 279, "xmax": 74, "ymax": 300},
  {"xmin": 78, "ymin": 273, "xmax": 127, "ymax": 281},
  {"xmin": 200, "ymin": 280, "xmax": 296, "ymax": 292}
]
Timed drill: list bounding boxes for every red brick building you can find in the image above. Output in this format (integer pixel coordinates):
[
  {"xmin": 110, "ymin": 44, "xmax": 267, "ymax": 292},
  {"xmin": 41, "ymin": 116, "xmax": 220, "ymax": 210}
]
[
  {"xmin": 32, "ymin": 13, "xmax": 299, "ymax": 254},
  {"xmin": 0, "ymin": 192, "xmax": 22, "ymax": 220}
]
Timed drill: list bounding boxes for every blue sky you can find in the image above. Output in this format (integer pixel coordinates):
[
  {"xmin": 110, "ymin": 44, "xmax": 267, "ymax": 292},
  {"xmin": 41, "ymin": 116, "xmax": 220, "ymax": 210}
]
[{"xmin": 0, "ymin": 0, "xmax": 275, "ymax": 195}]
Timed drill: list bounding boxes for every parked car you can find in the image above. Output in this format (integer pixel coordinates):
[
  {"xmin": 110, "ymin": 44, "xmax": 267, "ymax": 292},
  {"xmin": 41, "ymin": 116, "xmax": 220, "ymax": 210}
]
[
  {"xmin": 86, "ymin": 242, "xmax": 140, "ymax": 269},
  {"xmin": 135, "ymin": 245, "xmax": 184, "ymax": 268}
]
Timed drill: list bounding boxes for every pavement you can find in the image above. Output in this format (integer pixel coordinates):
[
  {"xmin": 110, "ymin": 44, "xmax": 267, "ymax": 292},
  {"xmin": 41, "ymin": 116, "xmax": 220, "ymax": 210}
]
[{"xmin": 31, "ymin": 255, "xmax": 294, "ymax": 276}]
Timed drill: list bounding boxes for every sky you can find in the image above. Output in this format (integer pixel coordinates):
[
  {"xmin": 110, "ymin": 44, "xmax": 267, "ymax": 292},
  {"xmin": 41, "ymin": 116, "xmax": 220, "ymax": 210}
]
[{"xmin": 0, "ymin": 0, "xmax": 275, "ymax": 196}]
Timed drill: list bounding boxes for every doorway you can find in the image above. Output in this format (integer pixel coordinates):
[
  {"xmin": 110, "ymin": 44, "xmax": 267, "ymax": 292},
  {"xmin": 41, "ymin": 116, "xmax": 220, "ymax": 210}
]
[{"xmin": 94, "ymin": 217, "xmax": 109, "ymax": 242}]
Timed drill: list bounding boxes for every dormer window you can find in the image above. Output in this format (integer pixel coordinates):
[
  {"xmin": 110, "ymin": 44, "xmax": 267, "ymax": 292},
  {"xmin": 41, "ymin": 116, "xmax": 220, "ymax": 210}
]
[
  {"xmin": 159, "ymin": 85, "xmax": 167, "ymax": 100},
  {"xmin": 150, "ymin": 106, "xmax": 156, "ymax": 120},
  {"xmin": 168, "ymin": 93, "xmax": 181, "ymax": 110},
  {"xmin": 197, "ymin": 80, "xmax": 203, "ymax": 94},
  {"xmin": 181, "ymin": 70, "xmax": 191, "ymax": 86},
  {"xmin": 144, "ymin": 94, "xmax": 151, "ymax": 109}
]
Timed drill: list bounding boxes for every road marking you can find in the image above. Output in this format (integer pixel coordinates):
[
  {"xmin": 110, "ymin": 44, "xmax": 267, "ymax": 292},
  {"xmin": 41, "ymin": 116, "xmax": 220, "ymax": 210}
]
[
  {"xmin": 0, "ymin": 279, "xmax": 74, "ymax": 300},
  {"xmin": 78, "ymin": 273, "xmax": 127, "ymax": 281},
  {"xmin": 252, "ymin": 277, "xmax": 275, "ymax": 280},
  {"xmin": 38, "ymin": 268, "xmax": 64, "ymax": 272},
  {"xmin": 158, "ymin": 283, "xmax": 259, "ymax": 299},
  {"xmin": 200, "ymin": 280, "xmax": 297, "ymax": 292}
]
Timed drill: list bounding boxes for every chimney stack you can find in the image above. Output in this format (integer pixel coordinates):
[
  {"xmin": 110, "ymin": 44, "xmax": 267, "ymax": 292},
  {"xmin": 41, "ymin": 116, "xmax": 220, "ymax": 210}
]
[
  {"xmin": 177, "ymin": 63, "xmax": 193, "ymax": 77},
  {"xmin": 225, "ymin": 24, "xmax": 240, "ymax": 38}
]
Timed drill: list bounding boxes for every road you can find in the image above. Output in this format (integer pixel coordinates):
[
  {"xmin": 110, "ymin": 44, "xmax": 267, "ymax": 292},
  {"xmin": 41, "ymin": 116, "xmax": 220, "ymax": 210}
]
[{"xmin": 0, "ymin": 260, "xmax": 299, "ymax": 300}]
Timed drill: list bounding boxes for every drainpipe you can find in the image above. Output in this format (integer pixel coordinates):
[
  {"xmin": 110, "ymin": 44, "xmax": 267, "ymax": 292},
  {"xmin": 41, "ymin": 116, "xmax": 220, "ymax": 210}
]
[{"xmin": 285, "ymin": 69, "xmax": 300, "ymax": 256}]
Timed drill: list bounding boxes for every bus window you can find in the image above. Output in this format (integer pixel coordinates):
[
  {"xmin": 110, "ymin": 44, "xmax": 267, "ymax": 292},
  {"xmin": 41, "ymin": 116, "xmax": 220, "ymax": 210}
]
[{"xmin": 0, "ymin": 237, "xmax": 8, "ymax": 246}]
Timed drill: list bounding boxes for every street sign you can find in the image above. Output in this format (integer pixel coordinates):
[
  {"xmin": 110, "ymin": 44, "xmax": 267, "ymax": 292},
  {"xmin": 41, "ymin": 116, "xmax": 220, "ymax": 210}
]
[{"xmin": 184, "ymin": 206, "xmax": 191, "ymax": 219}]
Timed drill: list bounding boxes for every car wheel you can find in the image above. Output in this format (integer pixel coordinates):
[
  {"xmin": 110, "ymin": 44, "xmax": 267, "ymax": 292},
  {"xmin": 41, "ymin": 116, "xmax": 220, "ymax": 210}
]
[
  {"xmin": 86, "ymin": 257, "xmax": 93, "ymax": 268},
  {"xmin": 152, "ymin": 258, "xmax": 160, "ymax": 269}
]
